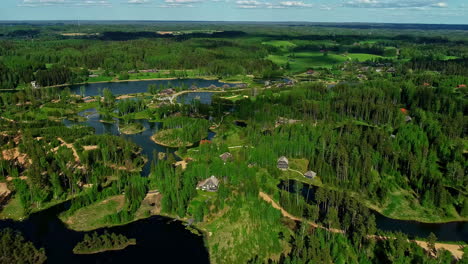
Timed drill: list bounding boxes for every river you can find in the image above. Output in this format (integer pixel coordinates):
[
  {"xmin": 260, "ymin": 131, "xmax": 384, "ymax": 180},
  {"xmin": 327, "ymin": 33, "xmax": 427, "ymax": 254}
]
[{"xmin": 279, "ymin": 180, "xmax": 468, "ymax": 242}]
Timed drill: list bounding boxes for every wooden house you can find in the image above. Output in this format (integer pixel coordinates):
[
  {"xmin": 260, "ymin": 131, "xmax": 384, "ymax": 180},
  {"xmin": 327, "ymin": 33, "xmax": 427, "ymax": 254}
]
[
  {"xmin": 196, "ymin": 176, "xmax": 219, "ymax": 192},
  {"xmin": 277, "ymin": 156, "xmax": 289, "ymax": 170}
]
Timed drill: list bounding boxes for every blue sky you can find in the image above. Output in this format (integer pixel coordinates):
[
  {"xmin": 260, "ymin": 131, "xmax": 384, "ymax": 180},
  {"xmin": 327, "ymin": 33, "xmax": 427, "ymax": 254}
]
[{"xmin": 1, "ymin": 0, "xmax": 467, "ymax": 23}]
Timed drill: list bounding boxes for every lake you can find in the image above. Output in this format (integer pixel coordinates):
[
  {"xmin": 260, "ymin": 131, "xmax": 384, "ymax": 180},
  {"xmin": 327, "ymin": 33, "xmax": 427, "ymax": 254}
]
[{"xmin": 70, "ymin": 79, "xmax": 237, "ymax": 97}]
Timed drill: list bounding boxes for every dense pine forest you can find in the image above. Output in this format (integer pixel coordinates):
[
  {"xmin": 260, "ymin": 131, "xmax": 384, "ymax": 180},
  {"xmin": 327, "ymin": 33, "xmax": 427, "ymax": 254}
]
[{"xmin": 0, "ymin": 22, "xmax": 466, "ymax": 263}]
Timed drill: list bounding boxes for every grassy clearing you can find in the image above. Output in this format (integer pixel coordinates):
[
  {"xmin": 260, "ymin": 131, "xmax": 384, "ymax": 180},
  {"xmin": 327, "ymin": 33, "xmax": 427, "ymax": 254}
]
[
  {"xmin": 268, "ymin": 52, "xmax": 346, "ymax": 73},
  {"xmin": 346, "ymin": 53, "xmax": 383, "ymax": 61},
  {"xmin": 212, "ymin": 125, "xmax": 245, "ymax": 147},
  {"xmin": 60, "ymin": 195, "xmax": 125, "ymax": 231},
  {"xmin": 88, "ymin": 76, "xmax": 115, "ymax": 83},
  {"xmin": 197, "ymin": 196, "xmax": 291, "ymax": 264},
  {"xmin": 0, "ymin": 195, "xmax": 25, "ymax": 220},
  {"xmin": 262, "ymin": 40, "xmax": 297, "ymax": 52},
  {"xmin": 119, "ymin": 122, "xmax": 146, "ymax": 135}
]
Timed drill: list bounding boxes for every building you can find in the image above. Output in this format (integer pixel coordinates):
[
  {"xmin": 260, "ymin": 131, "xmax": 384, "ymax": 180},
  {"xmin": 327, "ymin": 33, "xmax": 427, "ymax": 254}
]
[
  {"xmin": 277, "ymin": 156, "xmax": 289, "ymax": 170},
  {"xmin": 219, "ymin": 152, "xmax": 232, "ymax": 163},
  {"xmin": 304, "ymin": 171, "xmax": 317, "ymax": 179},
  {"xmin": 31, "ymin": 81, "xmax": 40, "ymax": 89},
  {"xmin": 158, "ymin": 88, "xmax": 176, "ymax": 96},
  {"xmin": 196, "ymin": 176, "xmax": 219, "ymax": 192}
]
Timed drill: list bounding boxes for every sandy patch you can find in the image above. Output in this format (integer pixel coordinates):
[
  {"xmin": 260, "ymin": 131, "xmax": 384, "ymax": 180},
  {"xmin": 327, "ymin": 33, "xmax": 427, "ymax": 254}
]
[
  {"xmin": 83, "ymin": 145, "xmax": 99, "ymax": 151},
  {"xmin": 2, "ymin": 148, "xmax": 31, "ymax": 166}
]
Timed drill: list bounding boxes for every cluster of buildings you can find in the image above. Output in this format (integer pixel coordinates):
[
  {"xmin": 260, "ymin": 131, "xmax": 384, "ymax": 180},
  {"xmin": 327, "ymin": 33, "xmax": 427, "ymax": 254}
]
[
  {"xmin": 277, "ymin": 156, "xmax": 317, "ymax": 180},
  {"xmin": 195, "ymin": 152, "xmax": 232, "ymax": 192},
  {"xmin": 195, "ymin": 154, "xmax": 318, "ymax": 193}
]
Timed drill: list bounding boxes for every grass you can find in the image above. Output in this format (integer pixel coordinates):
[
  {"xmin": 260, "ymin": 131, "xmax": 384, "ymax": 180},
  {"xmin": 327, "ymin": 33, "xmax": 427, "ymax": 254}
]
[
  {"xmin": 59, "ymin": 195, "xmax": 125, "ymax": 231},
  {"xmin": 197, "ymin": 195, "xmax": 291, "ymax": 264},
  {"xmin": 0, "ymin": 196, "xmax": 25, "ymax": 220},
  {"xmin": 268, "ymin": 51, "xmax": 386, "ymax": 73},
  {"xmin": 151, "ymin": 128, "xmax": 198, "ymax": 148},
  {"xmin": 88, "ymin": 76, "xmax": 115, "ymax": 83},
  {"xmin": 346, "ymin": 53, "xmax": 383, "ymax": 61},
  {"xmin": 268, "ymin": 52, "xmax": 347, "ymax": 73},
  {"xmin": 211, "ymin": 125, "xmax": 245, "ymax": 147},
  {"xmin": 119, "ymin": 122, "xmax": 146, "ymax": 135},
  {"xmin": 262, "ymin": 40, "xmax": 297, "ymax": 52}
]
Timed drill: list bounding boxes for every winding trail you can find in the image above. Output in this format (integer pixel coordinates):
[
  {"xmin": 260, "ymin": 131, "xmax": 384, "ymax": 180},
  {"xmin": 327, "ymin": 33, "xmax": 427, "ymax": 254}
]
[
  {"xmin": 259, "ymin": 191, "xmax": 465, "ymax": 259},
  {"xmin": 56, "ymin": 138, "xmax": 80, "ymax": 163}
]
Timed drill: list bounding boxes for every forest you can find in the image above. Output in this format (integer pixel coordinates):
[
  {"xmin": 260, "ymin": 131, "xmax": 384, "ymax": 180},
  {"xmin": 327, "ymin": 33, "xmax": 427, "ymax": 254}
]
[{"xmin": 0, "ymin": 22, "xmax": 466, "ymax": 264}]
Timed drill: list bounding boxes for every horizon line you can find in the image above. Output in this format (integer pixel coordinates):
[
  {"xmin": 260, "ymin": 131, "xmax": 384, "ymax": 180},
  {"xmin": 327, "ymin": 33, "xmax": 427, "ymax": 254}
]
[{"xmin": 0, "ymin": 20, "xmax": 467, "ymax": 26}]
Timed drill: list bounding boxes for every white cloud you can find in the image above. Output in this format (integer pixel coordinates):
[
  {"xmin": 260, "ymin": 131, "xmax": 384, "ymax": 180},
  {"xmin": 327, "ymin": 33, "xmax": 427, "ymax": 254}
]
[
  {"xmin": 235, "ymin": 0, "xmax": 312, "ymax": 9},
  {"xmin": 279, "ymin": 1, "xmax": 312, "ymax": 7},
  {"xmin": 126, "ymin": 0, "xmax": 150, "ymax": 4},
  {"xmin": 344, "ymin": 0, "xmax": 448, "ymax": 9},
  {"xmin": 430, "ymin": 2, "xmax": 447, "ymax": 8}
]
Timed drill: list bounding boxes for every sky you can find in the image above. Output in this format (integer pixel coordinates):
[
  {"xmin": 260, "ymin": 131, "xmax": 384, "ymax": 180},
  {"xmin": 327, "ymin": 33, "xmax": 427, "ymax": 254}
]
[{"xmin": 0, "ymin": 0, "xmax": 467, "ymax": 24}]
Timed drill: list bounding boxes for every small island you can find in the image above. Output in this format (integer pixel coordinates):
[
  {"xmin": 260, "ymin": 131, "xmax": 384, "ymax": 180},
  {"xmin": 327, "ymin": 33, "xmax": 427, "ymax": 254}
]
[
  {"xmin": 119, "ymin": 122, "xmax": 146, "ymax": 135},
  {"xmin": 151, "ymin": 128, "xmax": 196, "ymax": 148},
  {"xmin": 73, "ymin": 231, "xmax": 136, "ymax": 255}
]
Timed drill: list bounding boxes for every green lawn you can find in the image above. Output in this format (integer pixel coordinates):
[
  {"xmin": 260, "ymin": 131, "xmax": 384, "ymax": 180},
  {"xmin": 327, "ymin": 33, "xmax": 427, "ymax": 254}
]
[
  {"xmin": 59, "ymin": 195, "xmax": 125, "ymax": 231},
  {"xmin": 0, "ymin": 196, "xmax": 25, "ymax": 220},
  {"xmin": 268, "ymin": 52, "xmax": 347, "ymax": 73},
  {"xmin": 262, "ymin": 40, "xmax": 297, "ymax": 52},
  {"xmin": 346, "ymin": 53, "xmax": 383, "ymax": 61}
]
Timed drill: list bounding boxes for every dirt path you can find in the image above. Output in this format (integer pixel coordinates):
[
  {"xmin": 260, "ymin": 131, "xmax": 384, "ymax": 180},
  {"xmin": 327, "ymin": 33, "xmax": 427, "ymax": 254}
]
[
  {"xmin": 56, "ymin": 138, "xmax": 80, "ymax": 162},
  {"xmin": 259, "ymin": 192, "xmax": 465, "ymax": 259}
]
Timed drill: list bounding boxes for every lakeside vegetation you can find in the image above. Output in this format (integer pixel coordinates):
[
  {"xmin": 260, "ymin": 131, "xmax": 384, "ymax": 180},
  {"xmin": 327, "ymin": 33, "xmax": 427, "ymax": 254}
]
[
  {"xmin": 0, "ymin": 22, "xmax": 467, "ymax": 263},
  {"xmin": 73, "ymin": 231, "xmax": 136, "ymax": 255},
  {"xmin": 0, "ymin": 228, "xmax": 47, "ymax": 264}
]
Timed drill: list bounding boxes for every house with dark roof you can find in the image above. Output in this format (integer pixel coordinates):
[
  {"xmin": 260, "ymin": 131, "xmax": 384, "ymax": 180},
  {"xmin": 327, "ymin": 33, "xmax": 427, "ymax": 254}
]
[
  {"xmin": 277, "ymin": 156, "xmax": 289, "ymax": 170},
  {"xmin": 196, "ymin": 176, "xmax": 219, "ymax": 192}
]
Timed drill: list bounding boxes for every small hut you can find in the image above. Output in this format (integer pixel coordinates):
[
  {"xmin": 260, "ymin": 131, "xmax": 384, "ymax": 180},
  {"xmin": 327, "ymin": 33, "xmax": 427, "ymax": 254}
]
[
  {"xmin": 277, "ymin": 156, "xmax": 289, "ymax": 170},
  {"xmin": 304, "ymin": 171, "xmax": 317, "ymax": 179},
  {"xmin": 196, "ymin": 176, "xmax": 219, "ymax": 192},
  {"xmin": 219, "ymin": 152, "xmax": 232, "ymax": 163}
]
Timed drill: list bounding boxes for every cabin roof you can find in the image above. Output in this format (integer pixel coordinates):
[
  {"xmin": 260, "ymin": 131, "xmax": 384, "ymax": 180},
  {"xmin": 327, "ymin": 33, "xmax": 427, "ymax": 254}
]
[
  {"xmin": 278, "ymin": 156, "xmax": 288, "ymax": 163},
  {"xmin": 197, "ymin": 175, "xmax": 219, "ymax": 188}
]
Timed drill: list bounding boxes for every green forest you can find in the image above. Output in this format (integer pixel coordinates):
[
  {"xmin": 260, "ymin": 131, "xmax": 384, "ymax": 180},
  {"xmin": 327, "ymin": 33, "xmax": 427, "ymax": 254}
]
[{"xmin": 0, "ymin": 22, "xmax": 466, "ymax": 263}]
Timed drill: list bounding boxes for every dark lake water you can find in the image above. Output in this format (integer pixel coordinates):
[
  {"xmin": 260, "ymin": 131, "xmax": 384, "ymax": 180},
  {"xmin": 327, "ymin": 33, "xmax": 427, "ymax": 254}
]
[
  {"xmin": 0, "ymin": 202, "xmax": 209, "ymax": 264},
  {"xmin": 70, "ymin": 79, "xmax": 236, "ymax": 97},
  {"xmin": 279, "ymin": 180, "xmax": 468, "ymax": 242},
  {"xmin": 177, "ymin": 92, "xmax": 216, "ymax": 105}
]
